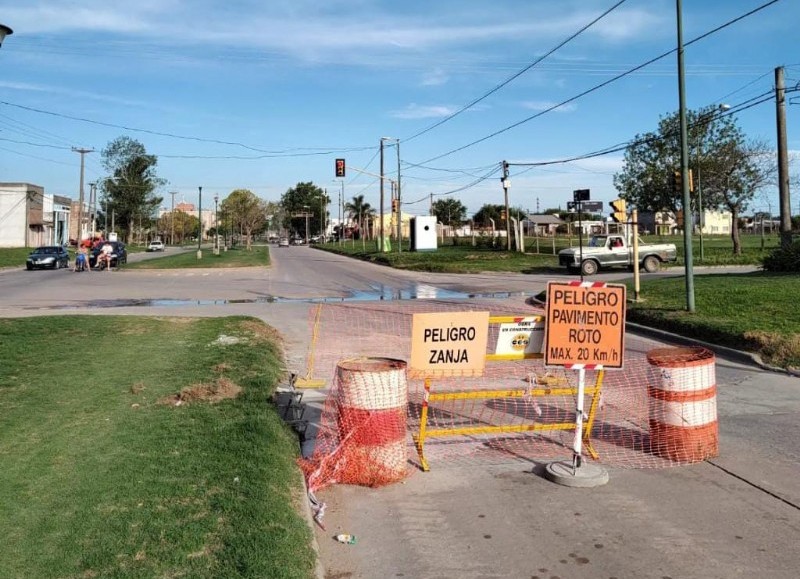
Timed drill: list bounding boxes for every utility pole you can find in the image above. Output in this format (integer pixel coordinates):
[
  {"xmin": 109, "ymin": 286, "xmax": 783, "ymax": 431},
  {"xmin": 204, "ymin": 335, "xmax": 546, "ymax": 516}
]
[
  {"xmin": 675, "ymin": 0, "xmax": 695, "ymax": 313},
  {"xmin": 430, "ymin": 193, "xmax": 433, "ymax": 215},
  {"xmin": 396, "ymin": 139, "xmax": 402, "ymax": 253},
  {"xmin": 170, "ymin": 191, "xmax": 177, "ymax": 246},
  {"xmin": 501, "ymin": 160, "xmax": 511, "ymax": 251},
  {"xmin": 88, "ymin": 182, "xmax": 97, "ymax": 234},
  {"xmin": 72, "ymin": 147, "xmax": 94, "ymax": 240},
  {"xmin": 379, "ymin": 138, "xmax": 386, "ymax": 252},
  {"xmin": 197, "ymin": 186, "xmax": 202, "ymax": 259},
  {"xmin": 775, "ymin": 66, "xmax": 792, "ymax": 248}
]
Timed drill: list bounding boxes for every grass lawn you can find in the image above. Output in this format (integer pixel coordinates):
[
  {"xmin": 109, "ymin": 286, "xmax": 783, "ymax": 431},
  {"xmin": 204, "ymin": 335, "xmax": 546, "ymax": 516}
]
[
  {"xmin": 0, "ymin": 316, "xmax": 315, "ymax": 579},
  {"xmin": 317, "ymin": 241, "xmax": 559, "ymax": 273},
  {"xmin": 627, "ymin": 271, "xmax": 800, "ymax": 369},
  {"xmin": 126, "ymin": 246, "xmax": 270, "ymax": 269},
  {"xmin": 317, "ymin": 233, "xmax": 778, "ymax": 273}
]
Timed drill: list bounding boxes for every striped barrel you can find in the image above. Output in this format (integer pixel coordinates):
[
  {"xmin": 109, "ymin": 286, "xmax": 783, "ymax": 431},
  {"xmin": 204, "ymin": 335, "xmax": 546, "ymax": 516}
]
[
  {"xmin": 646, "ymin": 347, "xmax": 718, "ymax": 463},
  {"xmin": 336, "ymin": 357, "xmax": 408, "ymax": 486}
]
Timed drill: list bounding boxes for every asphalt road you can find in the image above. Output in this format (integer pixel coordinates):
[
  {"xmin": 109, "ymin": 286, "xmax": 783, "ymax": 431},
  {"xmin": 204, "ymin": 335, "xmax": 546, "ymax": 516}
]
[{"xmin": 1, "ymin": 245, "xmax": 797, "ymax": 579}]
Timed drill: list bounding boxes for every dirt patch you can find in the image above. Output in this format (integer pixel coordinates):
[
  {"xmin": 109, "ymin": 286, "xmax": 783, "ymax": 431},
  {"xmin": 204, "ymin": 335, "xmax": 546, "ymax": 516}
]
[
  {"xmin": 240, "ymin": 319, "xmax": 282, "ymax": 344},
  {"xmin": 744, "ymin": 330, "xmax": 800, "ymax": 368},
  {"xmin": 160, "ymin": 377, "xmax": 242, "ymax": 406},
  {"xmin": 130, "ymin": 382, "xmax": 146, "ymax": 394}
]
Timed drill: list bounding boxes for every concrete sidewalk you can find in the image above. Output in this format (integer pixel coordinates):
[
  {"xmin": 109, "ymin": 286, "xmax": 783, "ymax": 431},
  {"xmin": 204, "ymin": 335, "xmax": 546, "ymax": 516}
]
[{"xmin": 302, "ymin": 330, "xmax": 800, "ymax": 579}]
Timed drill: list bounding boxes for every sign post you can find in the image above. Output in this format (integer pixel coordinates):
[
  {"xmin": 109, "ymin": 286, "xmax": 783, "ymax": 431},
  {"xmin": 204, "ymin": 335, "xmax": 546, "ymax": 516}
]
[{"xmin": 542, "ymin": 280, "xmax": 626, "ymax": 487}]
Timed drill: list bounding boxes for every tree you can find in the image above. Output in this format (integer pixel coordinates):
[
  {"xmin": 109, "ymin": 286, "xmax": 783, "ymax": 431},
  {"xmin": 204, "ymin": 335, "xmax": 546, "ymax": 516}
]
[
  {"xmin": 221, "ymin": 189, "xmax": 268, "ymax": 250},
  {"xmin": 344, "ymin": 195, "xmax": 375, "ymax": 239},
  {"xmin": 431, "ymin": 198, "xmax": 467, "ymax": 227},
  {"xmin": 280, "ymin": 182, "xmax": 327, "ymax": 237},
  {"xmin": 157, "ymin": 211, "xmax": 198, "ymax": 244},
  {"xmin": 613, "ymin": 107, "xmax": 773, "ymax": 254},
  {"xmin": 712, "ymin": 138, "xmax": 776, "ymax": 254},
  {"xmin": 472, "ymin": 204, "xmax": 525, "ymax": 227},
  {"xmin": 100, "ymin": 136, "xmax": 165, "ymax": 243}
]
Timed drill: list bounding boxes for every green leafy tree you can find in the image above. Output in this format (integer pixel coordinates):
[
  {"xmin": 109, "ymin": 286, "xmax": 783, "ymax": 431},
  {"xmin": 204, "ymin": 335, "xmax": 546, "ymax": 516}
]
[
  {"xmin": 472, "ymin": 204, "xmax": 525, "ymax": 226},
  {"xmin": 100, "ymin": 136, "xmax": 165, "ymax": 243},
  {"xmin": 221, "ymin": 189, "xmax": 268, "ymax": 250},
  {"xmin": 280, "ymin": 182, "xmax": 327, "ymax": 237},
  {"xmin": 613, "ymin": 107, "xmax": 774, "ymax": 254},
  {"xmin": 431, "ymin": 198, "xmax": 467, "ymax": 226},
  {"xmin": 157, "ymin": 211, "xmax": 198, "ymax": 244}
]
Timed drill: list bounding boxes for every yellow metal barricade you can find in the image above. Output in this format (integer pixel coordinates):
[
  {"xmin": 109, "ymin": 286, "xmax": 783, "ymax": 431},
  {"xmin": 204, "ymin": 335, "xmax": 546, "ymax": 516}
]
[{"xmin": 412, "ymin": 315, "xmax": 605, "ymax": 471}]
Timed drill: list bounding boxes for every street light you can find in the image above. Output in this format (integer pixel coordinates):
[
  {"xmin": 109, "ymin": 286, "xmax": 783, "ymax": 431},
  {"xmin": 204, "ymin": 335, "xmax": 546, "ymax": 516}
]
[
  {"xmin": 695, "ymin": 103, "xmax": 730, "ymax": 262},
  {"xmin": 213, "ymin": 194, "xmax": 219, "ymax": 255}
]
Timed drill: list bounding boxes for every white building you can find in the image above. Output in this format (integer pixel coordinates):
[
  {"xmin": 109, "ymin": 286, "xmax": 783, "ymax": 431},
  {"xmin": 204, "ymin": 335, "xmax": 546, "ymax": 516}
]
[{"xmin": 0, "ymin": 182, "xmax": 71, "ymax": 247}]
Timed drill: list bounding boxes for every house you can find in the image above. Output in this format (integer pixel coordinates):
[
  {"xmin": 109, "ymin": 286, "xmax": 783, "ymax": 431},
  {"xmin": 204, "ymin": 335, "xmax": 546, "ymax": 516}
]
[
  {"xmin": 0, "ymin": 182, "xmax": 72, "ymax": 247},
  {"xmin": 523, "ymin": 214, "xmax": 565, "ymax": 236}
]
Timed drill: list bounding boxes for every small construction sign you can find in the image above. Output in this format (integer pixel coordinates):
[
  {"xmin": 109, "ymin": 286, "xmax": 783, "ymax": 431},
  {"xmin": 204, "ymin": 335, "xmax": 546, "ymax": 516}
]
[
  {"xmin": 494, "ymin": 317, "xmax": 544, "ymax": 358},
  {"xmin": 410, "ymin": 311, "xmax": 490, "ymax": 377},
  {"xmin": 544, "ymin": 281, "xmax": 626, "ymax": 369}
]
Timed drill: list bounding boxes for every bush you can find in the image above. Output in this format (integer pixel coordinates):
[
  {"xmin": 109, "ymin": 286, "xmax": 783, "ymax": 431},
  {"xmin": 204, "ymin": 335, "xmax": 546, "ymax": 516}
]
[{"xmin": 761, "ymin": 239, "xmax": 800, "ymax": 272}]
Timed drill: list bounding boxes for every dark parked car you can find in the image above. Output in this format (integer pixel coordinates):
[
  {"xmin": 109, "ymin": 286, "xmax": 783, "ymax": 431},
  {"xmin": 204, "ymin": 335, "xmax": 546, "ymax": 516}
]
[
  {"xmin": 26, "ymin": 245, "xmax": 70, "ymax": 270},
  {"xmin": 89, "ymin": 241, "xmax": 128, "ymax": 269}
]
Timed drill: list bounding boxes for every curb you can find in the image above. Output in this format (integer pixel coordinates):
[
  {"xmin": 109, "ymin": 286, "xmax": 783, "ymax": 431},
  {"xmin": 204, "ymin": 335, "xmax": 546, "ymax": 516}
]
[{"xmin": 297, "ymin": 470, "xmax": 326, "ymax": 579}]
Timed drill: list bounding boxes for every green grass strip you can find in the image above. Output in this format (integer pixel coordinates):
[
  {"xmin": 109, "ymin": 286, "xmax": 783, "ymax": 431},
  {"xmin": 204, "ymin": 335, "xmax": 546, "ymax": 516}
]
[
  {"xmin": 0, "ymin": 316, "xmax": 314, "ymax": 579},
  {"xmin": 126, "ymin": 246, "xmax": 271, "ymax": 269}
]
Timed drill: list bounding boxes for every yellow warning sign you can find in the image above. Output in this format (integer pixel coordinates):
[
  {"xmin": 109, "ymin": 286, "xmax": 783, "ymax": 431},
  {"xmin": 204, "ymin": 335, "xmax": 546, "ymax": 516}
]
[
  {"xmin": 544, "ymin": 281, "xmax": 626, "ymax": 368},
  {"xmin": 410, "ymin": 311, "xmax": 490, "ymax": 377}
]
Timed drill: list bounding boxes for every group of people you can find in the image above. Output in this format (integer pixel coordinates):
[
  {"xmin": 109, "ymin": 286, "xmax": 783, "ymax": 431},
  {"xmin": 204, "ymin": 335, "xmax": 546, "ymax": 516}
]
[{"xmin": 74, "ymin": 237, "xmax": 114, "ymax": 272}]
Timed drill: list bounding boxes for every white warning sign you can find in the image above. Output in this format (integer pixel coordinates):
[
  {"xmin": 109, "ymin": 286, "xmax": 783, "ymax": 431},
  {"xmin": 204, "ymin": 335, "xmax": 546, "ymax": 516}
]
[{"xmin": 494, "ymin": 317, "xmax": 544, "ymax": 357}]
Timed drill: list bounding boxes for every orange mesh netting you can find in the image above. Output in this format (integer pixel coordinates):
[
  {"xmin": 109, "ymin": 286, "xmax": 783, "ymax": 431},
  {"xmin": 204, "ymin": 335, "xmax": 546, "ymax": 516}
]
[{"xmin": 298, "ymin": 300, "xmax": 719, "ymax": 493}]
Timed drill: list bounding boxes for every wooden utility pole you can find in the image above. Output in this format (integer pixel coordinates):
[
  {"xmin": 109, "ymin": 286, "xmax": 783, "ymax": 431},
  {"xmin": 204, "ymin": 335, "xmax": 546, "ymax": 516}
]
[
  {"xmin": 72, "ymin": 147, "xmax": 94, "ymax": 240},
  {"xmin": 775, "ymin": 66, "xmax": 792, "ymax": 248}
]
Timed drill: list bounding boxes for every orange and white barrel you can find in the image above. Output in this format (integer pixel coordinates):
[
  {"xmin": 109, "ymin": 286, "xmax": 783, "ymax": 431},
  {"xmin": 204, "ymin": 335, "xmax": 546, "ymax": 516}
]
[
  {"xmin": 336, "ymin": 357, "xmax": 408, "ymax": 486},
  {"xmin": 646, "ymin": 347, "xmax": 718, "ymax": 463}
]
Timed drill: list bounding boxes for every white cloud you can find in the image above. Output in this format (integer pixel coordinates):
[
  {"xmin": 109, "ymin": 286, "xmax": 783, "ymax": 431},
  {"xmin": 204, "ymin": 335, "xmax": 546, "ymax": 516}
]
[
  {"xmin": 390, "ymin": 104, "xmax": 457, "ymax": 119},
  {"xmin": 421, "ymin": 68, "xmax": 449, "ymax": 87},
  {"xmin": 521, "ymin": 101, "xmax": 577, "ymax": 114},
  {"xmin": 2, "ymin": 2, "xmax": 665, "ymax": 66}
]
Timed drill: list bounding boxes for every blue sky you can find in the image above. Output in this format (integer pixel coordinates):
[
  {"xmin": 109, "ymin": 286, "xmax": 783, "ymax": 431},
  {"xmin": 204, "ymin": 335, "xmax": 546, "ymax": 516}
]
[{"xmin": 0, "ymin": 0, "xmax": 798, "ymax": 217}]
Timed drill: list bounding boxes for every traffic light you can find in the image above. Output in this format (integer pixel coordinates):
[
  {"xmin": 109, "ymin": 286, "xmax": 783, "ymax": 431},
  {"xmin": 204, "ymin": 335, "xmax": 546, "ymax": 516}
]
[
  {"xmin": 392, "ymin": 199, "xmax": 399, "ymax": 212},
  {"xmin": 335, "ymin": 158, "xmax": 346, "ymax": 178},
  {"xmin": 688, "ymin": 169, "xmax": 694, "ymax": 193},
  {"xmin": 500, "ymin": 209, "xmax": 507, "ymax": 220},
  {"xmin": 672, "ymin": 170, "xmax": 682, "ymax": 194},
  {"xmin": 610, "ymin": 198, "xmax": 627, "ymax": 223}
]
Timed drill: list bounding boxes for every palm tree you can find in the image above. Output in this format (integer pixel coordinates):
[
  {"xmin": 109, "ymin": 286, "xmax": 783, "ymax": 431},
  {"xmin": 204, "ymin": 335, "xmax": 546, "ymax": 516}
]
[{"xmin": 345, "ymin": 195, "xmax": 375, "ymax": 239}]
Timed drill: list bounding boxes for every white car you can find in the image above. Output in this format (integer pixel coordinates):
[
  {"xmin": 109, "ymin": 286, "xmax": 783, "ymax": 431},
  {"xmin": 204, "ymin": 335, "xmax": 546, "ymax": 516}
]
[{"xmin": 147, "ymin": 240, "xmax": 165, "ymax": 252}]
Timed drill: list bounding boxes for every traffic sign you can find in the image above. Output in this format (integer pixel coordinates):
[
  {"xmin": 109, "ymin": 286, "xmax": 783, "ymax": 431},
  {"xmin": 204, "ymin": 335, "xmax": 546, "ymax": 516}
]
[
  {"xmin": 573, "ymin": 189, "xmax": 590, "ymax": 202},
  {"xmin": 544, "ymin": 281, "xmax": 626, "ymax": 369},
  {"xmin": 567, "ymin": 201, "xmax": 602, "ymax": 212},
  {"xmin": 410, "ymin": 311, "xmax": 490, "ymax": 377},
  {"xmin": 581, "ymin": 201, "xmax": 603, "ymax": 212}
]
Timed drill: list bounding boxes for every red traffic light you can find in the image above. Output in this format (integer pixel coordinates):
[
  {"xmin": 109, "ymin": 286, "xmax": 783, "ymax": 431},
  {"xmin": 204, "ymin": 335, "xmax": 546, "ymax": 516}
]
[{"xmin": 335, "ymin": 158, "xmax": 346, "ymax": 178}]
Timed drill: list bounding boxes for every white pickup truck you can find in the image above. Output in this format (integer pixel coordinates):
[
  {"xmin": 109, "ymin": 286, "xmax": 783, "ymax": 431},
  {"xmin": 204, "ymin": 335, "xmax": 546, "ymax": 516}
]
[{"xmin": 558, "ymin": 234, "xmax": 677, "ymax": 276}]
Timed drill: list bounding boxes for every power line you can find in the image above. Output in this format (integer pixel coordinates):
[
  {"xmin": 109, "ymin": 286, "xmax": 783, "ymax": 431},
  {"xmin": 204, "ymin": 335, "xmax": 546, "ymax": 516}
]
[
  {"xmin": 0, "ymin": 98, "xmax": 375, "ymax": 155},
  {"xmin": 402, "ymin": 0, "xmax": 629, "ymax": 143},
  {"xmin": 413, "ymin": 0, "xmax": 783, "ymax": 166}
]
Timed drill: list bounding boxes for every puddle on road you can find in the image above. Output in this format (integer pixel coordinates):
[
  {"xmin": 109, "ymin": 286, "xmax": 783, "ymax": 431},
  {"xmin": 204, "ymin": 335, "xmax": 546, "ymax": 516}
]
[{"xmin": 39, "ymin": 283, "xmax": 529, "ymax": 311}]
